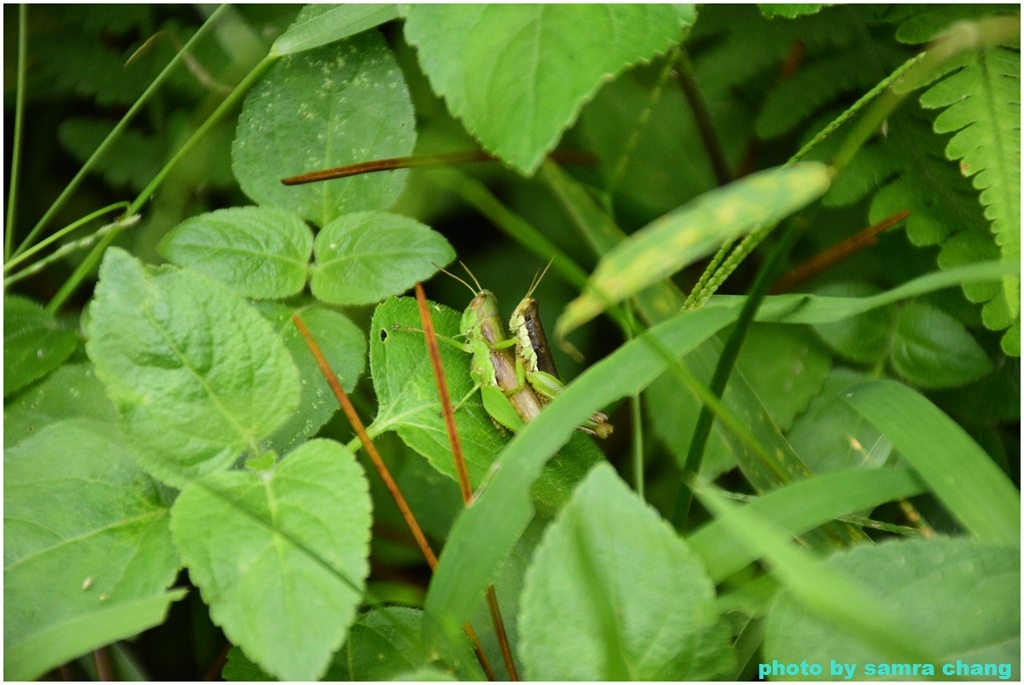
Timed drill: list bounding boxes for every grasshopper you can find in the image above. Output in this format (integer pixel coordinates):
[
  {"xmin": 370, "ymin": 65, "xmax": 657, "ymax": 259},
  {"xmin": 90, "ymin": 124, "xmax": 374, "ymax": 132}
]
[{"xmin": 508, "ymin": 264, "xmax": 613, "ymax": 439}]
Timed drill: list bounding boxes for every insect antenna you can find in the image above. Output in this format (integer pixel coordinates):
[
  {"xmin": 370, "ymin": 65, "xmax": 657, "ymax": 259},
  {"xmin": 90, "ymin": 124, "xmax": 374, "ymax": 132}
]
[
  {"xmin": 524, "ymin": 256, "xmax": 556, "ymax": 299},
  {"xmin": 459, "ymin": 261, "xmax": 485, "ymax": 294},
  {"xmin": 437, "ymin": 264, "xmax": 479, "ymax": 296}
]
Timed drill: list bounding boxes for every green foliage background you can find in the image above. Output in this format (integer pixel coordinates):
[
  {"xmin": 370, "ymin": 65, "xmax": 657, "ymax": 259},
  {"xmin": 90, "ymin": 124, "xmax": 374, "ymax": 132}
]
[{"xmin": 4, "ymin": 4, "xmax": 1019, "ymax": 681}]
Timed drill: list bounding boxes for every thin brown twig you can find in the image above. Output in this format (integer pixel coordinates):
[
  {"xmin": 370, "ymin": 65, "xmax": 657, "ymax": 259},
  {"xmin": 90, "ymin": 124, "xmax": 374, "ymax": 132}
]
[
  {"xmin": 413, "ymin": 283, "xmax": 520, "ymax": 681},
  {"xmin": 280, "ymin": 150, "xmax": 595, "ymax": 185},
  {"xmin": 771, "ymin": 210, "xmax": 910, "ymax": 293},
  {"xmin": 93, "ymin": 646, "xmax": 113, "ymax": 681},
  {"xmin": 291, "ymin": 313, "xmax": 497, "ymax": 680}
]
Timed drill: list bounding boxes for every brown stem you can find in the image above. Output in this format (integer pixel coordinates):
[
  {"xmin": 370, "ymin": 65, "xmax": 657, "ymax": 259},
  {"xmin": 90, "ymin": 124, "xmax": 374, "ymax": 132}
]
[
  {"xmin": 771, "ymin": 210, "xmax": 910, "ymax": 293},
  {"xmin": 93, "ymin": 646, "xmax": 113, "ymax": 681},
  {"xmin": 281, "ymin": 150, "xmax": 595, "ymax": 185},
  {"xmin": 413, "ymin": 283, "xmax": 520, "ymax": 680},
  {"xmin": 291, "ymin": 313, "xmax": 497, "ymax": 680}
]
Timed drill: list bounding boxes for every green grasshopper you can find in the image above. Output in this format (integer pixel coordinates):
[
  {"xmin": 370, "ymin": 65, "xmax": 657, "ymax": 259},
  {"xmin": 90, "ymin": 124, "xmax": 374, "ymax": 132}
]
[
  {"xmin": 440, "ymin": 264, "xmax": 612, "ymax": 438},
  {"xmin": 507, "ymin": 264, "xmax": 613, "ymax": 439}
]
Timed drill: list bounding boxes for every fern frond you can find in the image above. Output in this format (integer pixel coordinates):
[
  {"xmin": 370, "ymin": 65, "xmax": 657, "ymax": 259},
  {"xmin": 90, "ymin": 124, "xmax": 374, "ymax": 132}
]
[{"xmin": 897, "ymin": 6, "xmax": 1020, "ymax": 354}]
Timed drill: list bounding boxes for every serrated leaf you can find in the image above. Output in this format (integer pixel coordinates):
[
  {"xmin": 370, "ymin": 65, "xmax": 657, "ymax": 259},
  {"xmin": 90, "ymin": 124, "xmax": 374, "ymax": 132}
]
[
  {"xmin": 519, "ymin": 464, "xmax": 734, "ymax": 680},
  {"xmin": 4, "ymin": 363, "xmax": 116, "ymax": 448},
  {"xmin": 158, "ymin": 207, "xmax": 313, "ymax": 300},
  {"xmin": 844, "ymin": 379, "xmax": 1019, "ymax": 544},
  {"xmin": 766, "ymin": 538, "xmax": 1019, "ymax": 680},
  {"xmin": 890, "ymin": 300, "xmax": 993, "ymax": 389},
  {"xmin": 4, "ymin": 420, "xmax": 181, "ymax": 680},
  {"xmin": 233, "ymin": 34, "xmax": 415, "ymax": 226},
  {"xmin": 4, "ymin": 295, "xmax": 78, "ymax": 397},
  {"xmin": 86, "ymin": 248, "xmax": 301, "ymax": 487},
  {"xmin": 403, "ymin": 5, "xmax": 695, "ymax": 173},
  {"xmin": 557, "ymin": 162, "xmax": 832, "ymax": 337},
  {"xmin": 258, "ymin": 302, "xmax": 366, "ymax": 454},
  {"xmin": 272, "ymin": 4, "xmax": 400, "ymax": 56},
  {"xmin": 170, "ymin": 439, "xmax": 372, "ymax": 682},
  {"xmin": 310, "ymin": 211, "xmax": 454, "ymax": 305}
]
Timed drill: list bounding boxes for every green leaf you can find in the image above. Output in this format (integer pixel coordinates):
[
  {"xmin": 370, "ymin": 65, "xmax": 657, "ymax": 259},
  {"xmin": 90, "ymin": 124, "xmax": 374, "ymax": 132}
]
[
  {"xmin": 3, "ymin": 363, "xmax": 116, "ymax": 448},
  {"xmin": 232, "ymin": 35, "xmax": 415, "ymax": 227},
  {"xmin": 766, "ymin": 538, "xmax": 1019, "ymax": 680},
  {"xmin": 86, "ymin": 248, "xmax": 301, "ymax": 487},
  {"xmin": 4, "ymin": 295, "xmax": 78, "ymax": 397},
  {"xmin": 556, "ymin": 162, "xmax": 833, "ymax": 337},
  {"xmin": 890, "ymin": 301, "xmax": 993, "ymax": 389},
  {"xmin": 4, "ymin": 420, "xmax": 181, "ymax": 680},
  {"xmin": 310, "ymin": 211, "xmax": 455, "ymax": 305},
  {"xmin": 735, "ymin": 323, "xmax": 831, "ymax": 430},
  {"xmin": 810, "ymin": 282, "xmax": 894, "ymax": 364},
  {"xmin": 843, "ymin": 379, "xmax": 1020, "ymax": 544},
  {"xmin": 369, "ymin": 296, "xmax": 508, "ymax": 484},
  {"xmin": 786, "ymin": 368, "xmax": 888, "ymax": 474},
  {"xmin": 157, "ymin": 207, "xmax": 314, "ymax": 300},
  {"xmin": 272, "ymin": 4, "xmax": 400, "ymax": 56},
  {"xmin": 759, "ymin": 4, "xmax": 824, "ymax": 19},
  {"xmin": 170, "ymin": 439, "xmax": 372, "ymax": 682},
  {"xmin": 258, "ymin": 303, "xmax": 366, "ymax": 455},
  {"xmin": 519, "ymin": 464, "xmax": 734, "ymax": 680},
  {"xmin": 402, "ymin": 5, "xmax": 695, "ymax": 173},
  {"xmin": 5, "ymin": 590, "xmax": 186, "ymax": 682}
]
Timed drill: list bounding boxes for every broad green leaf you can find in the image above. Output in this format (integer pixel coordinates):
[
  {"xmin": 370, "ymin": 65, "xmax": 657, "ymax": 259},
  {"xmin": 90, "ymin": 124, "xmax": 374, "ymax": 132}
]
[
  {"xmin": 402, "ymin": 5, "xmax": 695, "ymax": 173},
  {"xmin": 272, "ymin": 4, "xmax": 399, "ymax": 56},
  {"xmin": 519, "ymin": 464, "xmax": 734, "ymax": 680},
  {"xmin": 695, "ymin": 484, "xmax": 936, "ymax": 665},
  {"xmin": 170, "ymin": 439, "xmax": 372, "ymax": 682},
  {"xmin": 258, "ymin": 303, "xmax": 366, "ymax": 455},
  {"xmin": 4, "ymin": 362, "xmax": 116, "ymax": 448},
  {"xmin": 157, "ymin": 207, "xmax": 313, "ymax": 300},
  {"xmin": 688, "ymin": 468, "xmax": 926, "ymax": 582},
  {"xmin": 786, "ymin": 368, "xmax": 888, "ymax": 474},
  {"xmin": 368, "ymin": 297, "xmax": 600, "ymax": 512},
  {"xmin": 311, "ymin": 212, "xmax": 455, "ymax": 305},
  {"xmin": 759, "ymin": 4, "xmax": 824, "ymax": 18},
  {"xmin": 86, "ymin": 248, "xmax": 301, "ymax": 487},
  {"xmin": 766, "ymin": 538, "xmax": 1019, "ymax": 680},
  {"xmin": 890, "ymin": 300, "xmax": 993, "ymax": 389},
  {"xmin": 5, "ymin": 590, "xmax": 186, "ymax": 682},
  {"xmin": 556, "ymin": 162, "xmax": 833, "ymax": 337},
  {"xmin": 4, "ymin": 420, "xmax": 181, "ymax": 680},
  {"xmin": 734, "ymin": 323, "xmax": 831, "ymax": 431},
  {"xmin": 810, "ymin": 282, "xmax": 894, "ymax": 364},
  {"xmin": 233, "ymin": 34, "xmax": 415, "ymax": 226},
  {"xmin": 422, "ymin": 261, "xmax": 1011, "ymax": 642},
  {"xmin": 843, "ymin": 379, "xmax": 1020, "ymax": 544},
  {"xmin": 4, "ymin": 295, "xmax": 78, "ymax": 396}
]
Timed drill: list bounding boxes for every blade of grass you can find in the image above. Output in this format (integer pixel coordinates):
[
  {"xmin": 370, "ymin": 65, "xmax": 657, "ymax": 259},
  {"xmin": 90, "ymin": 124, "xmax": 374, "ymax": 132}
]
[
  {"xmin": 5, "ymin": 5, "xmax": 28, "ymax": 261},
  {"xmin": 694, "ymin": 483, "xmax": 936, "ymax": 665},
  {"xmin": 843, "ymin": 380, "xmax": 1020, "ymax": 544},
  {"xmin": 13, "ymin": 5, "xmax": 230, "ymax": 262},
  {"xmin": 688, "ymin": 468, "xmax": 926, "ymax": 582}
]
